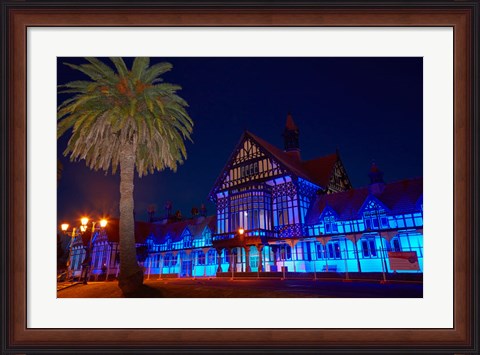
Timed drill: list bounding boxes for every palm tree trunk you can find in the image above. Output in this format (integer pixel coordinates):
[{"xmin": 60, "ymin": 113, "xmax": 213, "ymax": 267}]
[{"xmin": 118, "ymin": 142, "xmax": 143, "ymax": 295}]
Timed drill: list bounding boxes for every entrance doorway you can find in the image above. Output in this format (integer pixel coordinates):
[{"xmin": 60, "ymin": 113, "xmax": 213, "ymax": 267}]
[{"xmin": 180, "ymin": 260, "xmax": 192, "ymax": 277}]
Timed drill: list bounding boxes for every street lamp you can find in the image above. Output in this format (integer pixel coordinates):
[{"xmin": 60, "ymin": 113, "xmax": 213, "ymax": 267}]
[
  {"xmin": 60, "ymin": 223, "xmax": 72, "ymax": 280},
  {"xmin": 59, "ymin": 223, "xmax": 77, "ymax": 282},
  {"xmin": 78, "ymin": 217, "xmax": 108, "ymax": 284}
]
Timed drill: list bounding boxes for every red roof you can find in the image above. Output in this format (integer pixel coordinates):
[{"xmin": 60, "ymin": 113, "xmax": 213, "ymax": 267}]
[
  {"xmin": 247, "ymin": 131, "xmax": 338, "ymax": 188},
  {"xmin": 302, "ymin": 154, "xmax": 339, "ymax": 187},
  {"xmin": 150, "ymin": 215, "xmax": 216, "ymax": 243},
  {"xmin": 306, "ymin": 177, "xmax": 423, "ymax": 223},
  {"xmin": 102, "ymin": 215, "xmax": 216, "ymax": 245}
]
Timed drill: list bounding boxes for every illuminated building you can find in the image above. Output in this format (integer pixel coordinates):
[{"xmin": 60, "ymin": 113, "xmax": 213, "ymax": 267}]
[{"xmin": 67, "ymin": 114, "xmax": 423, "ymax": 279}]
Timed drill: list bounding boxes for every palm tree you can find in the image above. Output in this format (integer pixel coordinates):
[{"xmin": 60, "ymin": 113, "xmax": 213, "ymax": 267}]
[{"xmin": 57, "ymin": 57, "xmax": 193, "ymax": 295}]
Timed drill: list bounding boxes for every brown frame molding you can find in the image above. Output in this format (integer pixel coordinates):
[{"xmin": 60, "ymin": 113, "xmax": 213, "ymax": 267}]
[{"xmin": 2, "ymin": 2, "xmax": 478, "ymax": 353}]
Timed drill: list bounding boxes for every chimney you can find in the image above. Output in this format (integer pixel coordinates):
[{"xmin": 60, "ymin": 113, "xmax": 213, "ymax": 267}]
[
  {"xmin": 282, "ymin": 113, "xmax": 301, "ymax": 160},
  {"xmin": 368, "ymin": 162, "xmax": 385, "ymax": 195}
]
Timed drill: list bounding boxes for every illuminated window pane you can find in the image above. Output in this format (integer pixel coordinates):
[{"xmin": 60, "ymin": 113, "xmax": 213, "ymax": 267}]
[
  {"xmin": 369, "ymin": 240, "xmax": 377, "ymax": 256},
  {"xmin": 362, "ymin": 240, "xmax": 369, "ymax": 257},
  {"xmin": 393, "ymin": 239, "xmax": 401, "ymax": 252}
]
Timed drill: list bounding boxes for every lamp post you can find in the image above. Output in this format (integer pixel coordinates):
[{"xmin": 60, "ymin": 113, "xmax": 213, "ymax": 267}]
[
  {"xmin": 79, "ymin": 217, "xmax": 108, "ymax": 284},
  {"xmin": 230, "ymin": 250, "xmax": 235, "ymax": 280},
  {"xmin": 60, "ymin": 223, "xmax": 69, "ymax": 280},
  {"xmin": 231, "ymin": 228, "xmax": 245, "ymax": 280}
]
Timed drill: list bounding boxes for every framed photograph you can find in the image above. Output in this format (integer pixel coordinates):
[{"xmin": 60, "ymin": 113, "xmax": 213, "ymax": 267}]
[{"xmin": 1, "ymin": 0, "xmax": 478, "ymax": 353}]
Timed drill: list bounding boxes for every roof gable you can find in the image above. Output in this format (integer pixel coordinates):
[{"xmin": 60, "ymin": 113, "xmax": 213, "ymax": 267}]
[
  {"xmin": 209, "ymin": 132, "xmax": 288, "ymax": 198},
  {"xmin": 306, "ymin": 177, "xmax": 423, "ymax": 223},
  {"xmin": 358, "ymin": 195, "xmax": 390, "ymax": 215},
  {"xmin": 209, "ymin": 131, "xmax": 339, "ymax": 198},
  {"xmin": 318, "ymin": 205, "xmax": 339, "ymax": 220},
  {"xmin": 148, "ymin": 215, "xmax": 217, "ymax": 245},
  {"xmin": 181, "ymin": 227, "xmax": 192, "ymax": 238}
]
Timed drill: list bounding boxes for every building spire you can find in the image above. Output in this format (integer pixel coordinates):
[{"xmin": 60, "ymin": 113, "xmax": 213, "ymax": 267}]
[
  {"xmin": 283, "ymin": 113, "xmax": 300, "ymax": 159},
  {"xmin": 368, "ymin": 161, "xmax": 385, "ymax": 194},
  {"xmin": 285, "ymin": 112, "xmax": 298, "ymax": 131}
]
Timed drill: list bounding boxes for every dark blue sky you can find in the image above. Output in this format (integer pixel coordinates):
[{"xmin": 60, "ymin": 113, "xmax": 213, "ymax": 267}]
[{"xmin": 57, "ymin": 57, "xmax": 422, "ymax": 223}]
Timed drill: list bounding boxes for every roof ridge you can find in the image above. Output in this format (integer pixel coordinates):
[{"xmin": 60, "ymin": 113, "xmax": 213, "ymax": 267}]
[
  {"xmin": 301, "ymin": 152, "xmax": 338, "ymax": 164},
  {"xmin": 247, "ymin": 131, "xmax": 337, "ymax": 187}
]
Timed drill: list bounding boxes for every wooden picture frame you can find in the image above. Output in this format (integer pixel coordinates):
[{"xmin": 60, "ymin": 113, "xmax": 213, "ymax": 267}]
[{"xmin": 1, "ymin": 1, "xmax": 478, "ymax": 353}]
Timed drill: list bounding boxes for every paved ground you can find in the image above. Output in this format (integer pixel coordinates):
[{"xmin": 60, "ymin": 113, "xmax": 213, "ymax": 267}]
[
  {"xmin": 57, "ymin": 278, "xmax": 422, "ymax": 298},
  {"xmin": 57, "ymin": 281, "xmax": 81, "ymax": 292}
]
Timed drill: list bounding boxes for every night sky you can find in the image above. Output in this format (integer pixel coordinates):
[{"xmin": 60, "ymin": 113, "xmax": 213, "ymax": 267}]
[{"xmin": 57, "ymin": 57, "xmax": 422, "ymax": 223}]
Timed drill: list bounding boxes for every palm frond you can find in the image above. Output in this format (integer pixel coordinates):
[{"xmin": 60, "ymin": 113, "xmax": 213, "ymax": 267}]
[
  {"xmin": 109, "ymin": 57, "xmax": 128, "ymax": 78},
  {"xmin": 58, "ymin": 56, "xmax": 194, "ymax": 177}
]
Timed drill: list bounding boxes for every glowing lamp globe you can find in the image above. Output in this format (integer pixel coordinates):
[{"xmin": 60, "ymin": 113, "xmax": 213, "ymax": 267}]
[{"xmin": 61, "ymin": 223, "xmax": 69, "ymax": 232}]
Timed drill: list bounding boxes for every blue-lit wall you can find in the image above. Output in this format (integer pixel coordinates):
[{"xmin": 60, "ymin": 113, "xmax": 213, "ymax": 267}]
[{"xmin": 67, "ymin": 192, "xmax": 423, "ymax": 278}]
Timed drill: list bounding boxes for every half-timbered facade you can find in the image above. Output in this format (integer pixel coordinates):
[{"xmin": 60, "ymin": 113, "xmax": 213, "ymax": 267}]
[
  {"xmin": 210, "ymin": 114, "xmax": 351, "ymax": 243},
  {"xmin": 66, "ymin": 114, "xmax": 423, "ymax": 280}
]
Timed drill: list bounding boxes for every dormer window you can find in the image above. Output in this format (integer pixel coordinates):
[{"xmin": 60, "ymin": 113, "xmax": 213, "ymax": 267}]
[
  {"xmin": 183, "ymin": 231, "xmax": 192, "ymax": 248},
  {"xmin": 240, "ymin": 162, "xmax": 259, "ymax": 178},
  {"xmin": 203, "ymin": 228, "xmax": 212, "ymax": 245},
  {"xmin": 324, "ymin": 215, "xmax": 338, "ymax": 233},
  {"xmin": 363, "ymin": 210, "xmax": 388, "ymax": 230},
  {"xmin": 320, "ymin": 208, "xmax": 338, "ymax": 234},
  {"xmin": 362, "ymin": 198, "xmax": 389, "ymax": 230},
  {"xmin": 146, "ymin": 237, "xmax": 154, "ymax": 251}
]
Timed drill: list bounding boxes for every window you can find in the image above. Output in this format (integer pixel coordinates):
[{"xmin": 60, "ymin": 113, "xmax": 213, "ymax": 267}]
[
  {"xmin": 324, "ymin": 215, "xmax": 338, "ymax": 234},
  {"xmin": 216, "ymin": 197, "xmax": 229, "ymax": 234},
  {"xmin": 279, "ymin": 245, "xmax": 292, "ymax": 260},
  {"xmin": 326, "ymin": 240, "xmax": 341, "ymax": 259},
  {"xmin": 362, "ymin": 198, "xmax": 389, "ymax": 230},
  {"xmin": 222, "ymin": 249, "xmax": 230, "ymax": 263},
  {"xmin": 361, "ymin": 237, "xmax": 378, "ymax": 258},
  {"xmin": 165, "ymin": 253, "xmax": 177, "ymax": 267},
  {"xmin": 230, "ymin": 188, "xmax": 272, "ymax": 232},
  {"xmin": 316, "ymin": 243, "xmax": 324, "ymax": 259},
  {"xmin": 165, "ymin": 236, "xmax": 172, "ymax": 250},
  {"xmin": 364, "ymin": 211, "xmax": 388, "ymax": 230},
  {"xmin": 183, "ymin": 230, "xmax": 192, "ymax": 248},
  {"xmin": 274, "ymin": 195, "xmax": 297, "ymax": 226},
  {"xmin": 146, "ymin": 237, "xmax": 154, "ymax": 251},
  {"xmin": 204, "ymin": 228, "xmax": 212, "ymax": 245},
  {"xmin": 196, "ymin": 251, "xmax": 205, "ymax": 265},
  {"xmin": 240, "ymin": 162, "xmax": 259, "ymax": 178},
  {"xmin": 207, "ymin": 250, "xmax": 217, "ymax": 264},
  {"xmin": 303, "ymin": 242, "xmax": 312, "ymax": 261},
  {"xmin": 404, "ymin": 214, "xmax": 415, "ymax": 227},
  {"xmin": 413, "ymin": 213, "xmax": 423, "ymax": 226},
  {"xmin": 392, "ymin": 238, "xmax": 401, "ymax": 252}
]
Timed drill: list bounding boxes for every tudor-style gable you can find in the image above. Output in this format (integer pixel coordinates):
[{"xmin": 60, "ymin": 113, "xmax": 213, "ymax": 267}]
[
  {"xmin": 358, "ymin": 194, "xmax": 390, "ymax": 216},
  {"xmin": 209, "ymin": 130, "xmax": 351, "ymax": 201},
  {"xmin": 209, "ymin": 132, "xmax": 290, "ymax": 199},
  {"xmin": 318, "ymin": 205, "xmax": 339, "ymax": 221},
  {"xmin": 327, "ymin": 159, "xmax": 352, "ymax": 193}
]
